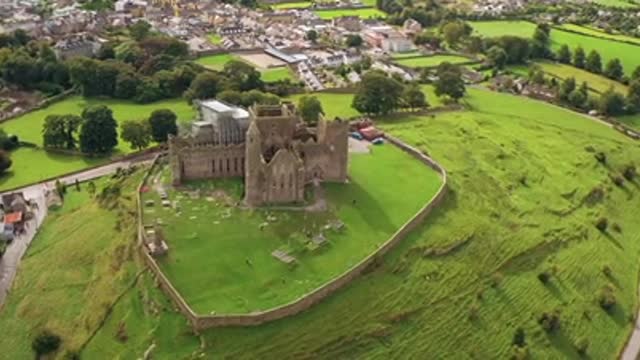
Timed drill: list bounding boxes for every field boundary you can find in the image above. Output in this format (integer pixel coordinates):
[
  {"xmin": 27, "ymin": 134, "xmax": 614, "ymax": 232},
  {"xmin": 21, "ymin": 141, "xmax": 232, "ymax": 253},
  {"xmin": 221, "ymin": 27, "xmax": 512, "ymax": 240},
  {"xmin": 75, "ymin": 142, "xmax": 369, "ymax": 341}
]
[
  {"xmin": 137, "ymin": 136, "xmax": 448, "ymax": 330},
  {"xmin": 552, "ymin": 25, "xmax": 640, "ymax": 48},
  {"xmin": 0, "ymin": 89, "xmax": 76, "ymax": 124}
]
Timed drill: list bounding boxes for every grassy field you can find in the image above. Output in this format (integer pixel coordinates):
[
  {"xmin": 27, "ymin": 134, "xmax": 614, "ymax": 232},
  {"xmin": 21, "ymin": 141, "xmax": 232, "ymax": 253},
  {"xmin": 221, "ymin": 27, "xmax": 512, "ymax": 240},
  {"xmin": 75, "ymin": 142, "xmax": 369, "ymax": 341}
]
[
  {"xmin": 533, "ymin": 61, "xmax": 628, "ymax": 94},
  {"xmin": 589, "ymin": 0, "xmax": 639, "ymax": 7},
  {"xmin": 207, "ymin": 33, "xmax": 223, "ymax": 45},
  {"xmin": 261, "ymin": 67, "xmax": 296, "ymax": 82},
  {"xmin": 3, "ymin": 89, "xmax": 640, "ymax": 359},
  {"xmin": 470, "ymin": 21, "xmax": 640, "ymax": 75},
  {"xmin": 557, "ymin": 24, "xmax": 640, "ymax": 45},
  {"xmin": 314, "ymin": 8, "xmax": 386, "ymax": 19},
  {"xmin": 0, "ymin": 96, "xmax": 195, "ymax": 191},
  {"xmin": 394, "ymin": 54, "xmax": 472, "ymax": 68},
  {"xmin": 0, "ymin": 171, "xmax": 146, "ymax": 358},
  {"xmin": 195, "ymin": 53, "xmax": 238, "ymax": 70},
  {"xmin": 617, "ymin": 114, "xmax": 640, "ymax": 130},
  {"xmin": 288, "ymin": 85, "xmax": 443, "ymax": 119},
  {"xmin": 272, "ymin": 0, "xmax": 311, "ymax": 9},
  {"xmin": 144, "ymin": 145, "xmax": 442, "ymax": 314}
]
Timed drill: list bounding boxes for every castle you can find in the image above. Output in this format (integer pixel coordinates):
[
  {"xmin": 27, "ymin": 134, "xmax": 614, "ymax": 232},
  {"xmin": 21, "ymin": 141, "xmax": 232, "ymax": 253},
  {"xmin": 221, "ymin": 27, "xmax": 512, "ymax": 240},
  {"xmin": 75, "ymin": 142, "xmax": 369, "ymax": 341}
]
[{"xmin": 168, "ymin": 100, "xmax": 349, "ymax": 206}]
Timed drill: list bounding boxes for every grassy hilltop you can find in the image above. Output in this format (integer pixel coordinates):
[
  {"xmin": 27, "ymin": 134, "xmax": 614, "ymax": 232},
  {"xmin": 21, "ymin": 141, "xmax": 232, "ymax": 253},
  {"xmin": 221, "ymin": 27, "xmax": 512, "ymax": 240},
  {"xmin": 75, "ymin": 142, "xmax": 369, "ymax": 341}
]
[{"xmin": 1, "ymin": 88, "xmax": 639, "ymax": 359}]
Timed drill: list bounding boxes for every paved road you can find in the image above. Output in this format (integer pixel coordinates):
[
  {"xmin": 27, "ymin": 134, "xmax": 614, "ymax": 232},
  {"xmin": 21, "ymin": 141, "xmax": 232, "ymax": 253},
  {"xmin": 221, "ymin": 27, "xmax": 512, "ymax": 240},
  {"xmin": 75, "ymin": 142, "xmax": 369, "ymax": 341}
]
[
  {"xmin": 621, "ymin": 289, "xmax": 640, "ymax": 360},
  {"xmin": 0, "ymin": 154, "xmax": 156, "ymax": 308}
]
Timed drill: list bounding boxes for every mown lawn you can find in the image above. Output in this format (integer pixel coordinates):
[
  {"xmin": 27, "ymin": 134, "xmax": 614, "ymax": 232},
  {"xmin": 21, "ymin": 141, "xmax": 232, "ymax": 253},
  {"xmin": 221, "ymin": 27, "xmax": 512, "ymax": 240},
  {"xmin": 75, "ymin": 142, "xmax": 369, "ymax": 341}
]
[
  {"xmin": 470, "ymin": 20, "xmax": 640, "ymax": 75},
  {"xmin": 533, "ymin": 61, "xmax": 628, "ymax": 94},
  {"xmin": 195, "ymin": 53, "xmax": 238, "ymax": 70},
  {"xmin": 557, "ymin": 24, "xmax": 640, "ymax": 45},
  {"xmin": 0, "ymin": 172, "xmax": 145, "ymax": 358},
  {"xmin": 261, "ymin": 67, "xmax": 296, "ymax": 82},
  {"xmin": 394, "ymin": 54, "xmax": 472, "ymax": 68},
  {"xmin": 314, "ymin": 8, "xmax": 386, "ymax": 19},
  {"xmin": 146, "ymin": 144, "xmax": 443, "ymax": 314},
  {"xmin": 0, "ymin": 96, "xmax": 195, "ymax": 190}
]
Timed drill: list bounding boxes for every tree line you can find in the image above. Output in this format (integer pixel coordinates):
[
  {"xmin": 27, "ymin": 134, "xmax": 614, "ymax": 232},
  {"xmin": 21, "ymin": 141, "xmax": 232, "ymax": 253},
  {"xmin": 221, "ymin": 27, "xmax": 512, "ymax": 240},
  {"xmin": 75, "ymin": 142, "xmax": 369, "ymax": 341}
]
[{"xmin": 42, "ymin": 106, "xmax": 178, "ymax": 154}]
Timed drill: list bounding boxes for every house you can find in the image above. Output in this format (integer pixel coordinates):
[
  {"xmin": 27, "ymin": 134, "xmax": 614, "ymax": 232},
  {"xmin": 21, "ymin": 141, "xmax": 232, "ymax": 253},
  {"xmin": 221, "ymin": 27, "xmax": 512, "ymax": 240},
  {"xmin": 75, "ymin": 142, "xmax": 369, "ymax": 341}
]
[
  {"xmin": 332, "ymin": 16, "xmax": 361, "ymax": 32},
  {"xmin": 403, "ymin": 18, "xmax": 422, "ymax": 35},
  {"xmin": 381, "ymin": 31, "xmax": 413, "ymax": 53},
  {"xmin": 53, "ymin": 33, "xmax": 101, "ymax": 60}
]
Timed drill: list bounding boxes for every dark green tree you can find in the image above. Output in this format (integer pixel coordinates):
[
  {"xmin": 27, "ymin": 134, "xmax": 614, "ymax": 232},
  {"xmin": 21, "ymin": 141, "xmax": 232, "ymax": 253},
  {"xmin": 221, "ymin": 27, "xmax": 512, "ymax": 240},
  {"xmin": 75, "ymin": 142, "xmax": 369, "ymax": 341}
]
[
  {"xmin": 352, "ymin": 71, "xmax": 404, "ymax": 115},
  {"xmin": 573, "ymin": 46, "xmax": 586, "ymax": 69},
  {"xmin": 585, "ymin": 50, "xmax": 602, "ymax": 74},
  {"xmin": 297, "ymin": 95, "xmax": 324, "ymax": 123},
  {"xmin": 185, "ymin": 72, "xmax": 222, "ymax": 102},
  {"xmin": 120, "ymin": 120, "xmax": 151, "ymax": 150},
  {"xmin": 217, "ymin": 90, "xmax": 243, "ymax": 106},
  {"xmin": 79, "ymin": 105, "xmax": 118, "ymax": 154},
  {"xmin": 306, "ymin": 30, "xmax": 318, "ymax": 43},
  {"xmin": 403, "ymin": 84, "xmax": 428, "ymax": 110},
  {"xmin": 531, "ymin": 23, "xmax": 551, "ymax": 59},
  {"xmin": 434, "ymin": 63, "xmax": 466, "ymax": 102},
  {"xmin": 129, "ymin": 20, "xmax": 152, "ymax": 41},
  {"xmin": 148, "ymin": 109, "xmax": 177, "ymax": 142},
  {"xmin": 486, "ymin": 45, "xmax": 507, "ymax": 69},
  {"xmin": 604, "ymin": 58, "xmax": 624, "ymax": 80},
  {"xmin": 626, "ymin": 80, "xmax": 640, "ymax": 113},
  {"xmin": 598, "ymin": 87, "xmax": 626, "ymax": 116},
  {"xmin": 223, "ymin": 60, "xmax": 263, "ymax": 91},
  {"xmin": 0, "ymin": 150, "xmax": 12, "ymax": 174},
  {"xmin": 557, "ymin": 44, "xmax": 571, "ymax": 64},
  {"xmin": 345, "ymin": 34, "xmax": 363, "ymax": 48}
]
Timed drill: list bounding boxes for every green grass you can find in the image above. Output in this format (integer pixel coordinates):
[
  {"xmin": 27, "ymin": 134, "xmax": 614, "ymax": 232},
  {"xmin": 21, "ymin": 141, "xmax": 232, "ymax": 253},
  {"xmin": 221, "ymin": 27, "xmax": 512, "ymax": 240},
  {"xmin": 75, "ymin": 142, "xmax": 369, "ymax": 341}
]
[
  {"xmin": 558, "ymin": 24, "xmax": 640, "ymax": 45},
  {"xmin": 272, "ymin": 1, "xmax": 311, "ymax": 9},
  {"xmin": 314, "ymin": 8, "xmax": 386, "ymax": 19},
  {"xmin": 470, "ymin": 21, "xmax": 640, "ymax": 75},
  {"xmin": 394, "ymin": 54, "xmax": 472, "ymax": 68},
  {"xmin": 261, "ymin": 67, "xmax": 296, "ymax": 82},
  {"xmin": 589, "ymin": 0, "xmax": 638, "ymax": 7},
  {"xmin": 0, "ymin": 96, "xmax": 195, "ymax": 191},
  {"xmin": 145, "ymin": 145, "xmax": 442, "ymax": 314},
  {"xmin": 0, "ymin": 172, "xmax": 145, "ymax": 357},
  {"xmin": 617, "ymin": 113, "xmax": 640, "ymax": 130},
  {"xmin": 195, "ymin": 53, "xmax": 238, "ymax": 70},
  {"xmin": 532, "ymin": 61, "xmax": 628, "ymax": 94},
  {"xmin": 207, "ymin": 33, "xmax": 223, "ymax": 45},
  {"xmin": 288, "ymin": 85, "xmax": 444, "ymax": 120}
]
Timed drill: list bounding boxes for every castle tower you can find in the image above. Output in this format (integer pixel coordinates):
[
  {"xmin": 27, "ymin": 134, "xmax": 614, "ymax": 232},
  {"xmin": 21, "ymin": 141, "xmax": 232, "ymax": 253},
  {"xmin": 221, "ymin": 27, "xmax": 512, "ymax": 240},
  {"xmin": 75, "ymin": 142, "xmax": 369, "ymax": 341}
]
[
  {"xmin": 317, "ymin": 117, "xmax": 349, "ymax": 182},
  {"xmin": 244, "ymin": 120, "xmax": 263, "ymax": 206}
]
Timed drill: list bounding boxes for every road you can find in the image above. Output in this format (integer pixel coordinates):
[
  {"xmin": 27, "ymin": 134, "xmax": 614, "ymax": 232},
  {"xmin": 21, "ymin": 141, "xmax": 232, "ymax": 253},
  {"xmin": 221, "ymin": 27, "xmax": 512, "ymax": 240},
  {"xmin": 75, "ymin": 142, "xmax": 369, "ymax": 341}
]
[
  {"xmin": 621, "ymin": 286, "xmax": 640, "ymax": 360},
  {"xmin": 0, "ymin": 154, "xmax": 156, "ymax": 308}
]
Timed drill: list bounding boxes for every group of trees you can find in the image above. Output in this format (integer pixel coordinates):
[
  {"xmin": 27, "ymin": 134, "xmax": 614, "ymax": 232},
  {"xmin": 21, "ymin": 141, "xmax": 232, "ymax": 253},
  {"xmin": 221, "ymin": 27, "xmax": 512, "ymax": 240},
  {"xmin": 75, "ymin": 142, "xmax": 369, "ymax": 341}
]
[
  {"xmin": 0, "ymin": 30, "xmax": 71, "ymax": 95},
  {"xmin": 351, "ymin": 64, "xmax": 465, "ymax": 115},
  {"xmin": 42, "ymin": 106, "xmax": 178, "ymax": 154}
]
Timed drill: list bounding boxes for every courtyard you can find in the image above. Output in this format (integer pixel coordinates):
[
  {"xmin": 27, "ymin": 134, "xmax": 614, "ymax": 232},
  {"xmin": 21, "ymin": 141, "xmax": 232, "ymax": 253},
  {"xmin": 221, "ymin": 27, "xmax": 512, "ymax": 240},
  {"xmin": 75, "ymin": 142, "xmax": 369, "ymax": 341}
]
[{"xmin": 141, "ymin": 144, "xmax": 443, "ymax": 314}]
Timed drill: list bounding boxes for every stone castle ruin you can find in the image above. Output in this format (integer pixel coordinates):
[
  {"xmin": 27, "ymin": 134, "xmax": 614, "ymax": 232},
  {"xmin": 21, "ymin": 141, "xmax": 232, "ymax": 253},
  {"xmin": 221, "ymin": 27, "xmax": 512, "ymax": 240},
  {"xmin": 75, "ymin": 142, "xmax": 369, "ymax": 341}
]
[{"xmin": 168, "ymin": 100, "xmax": 349, "ymax": 206}]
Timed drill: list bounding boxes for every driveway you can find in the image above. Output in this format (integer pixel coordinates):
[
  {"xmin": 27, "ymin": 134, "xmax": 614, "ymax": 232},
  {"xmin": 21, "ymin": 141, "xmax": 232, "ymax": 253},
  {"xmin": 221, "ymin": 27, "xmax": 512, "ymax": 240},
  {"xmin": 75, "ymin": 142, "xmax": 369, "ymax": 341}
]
[{"xmin": 0, "ymin": 153, "xmax": 156, "ymax": 308}]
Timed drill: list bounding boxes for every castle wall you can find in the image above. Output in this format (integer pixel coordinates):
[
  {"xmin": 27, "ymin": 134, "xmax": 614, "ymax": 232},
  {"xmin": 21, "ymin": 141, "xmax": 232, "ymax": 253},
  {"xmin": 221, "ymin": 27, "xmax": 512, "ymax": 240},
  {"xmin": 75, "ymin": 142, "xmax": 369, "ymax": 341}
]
[{"xmin": 176, "ymin": 144, "xmax": 245, "ymax": 181}]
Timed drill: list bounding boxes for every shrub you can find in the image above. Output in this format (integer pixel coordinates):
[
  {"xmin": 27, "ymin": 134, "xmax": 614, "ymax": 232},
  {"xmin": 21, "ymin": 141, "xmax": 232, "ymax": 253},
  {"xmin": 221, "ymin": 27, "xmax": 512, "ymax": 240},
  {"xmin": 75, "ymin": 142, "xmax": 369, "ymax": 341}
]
[
  {"xmin": 32, "ymin": 330, "xmax": 61, "ymax": 356},
  {"xmin": 490, "ymin": 272, "xmax": 504, "ymax": 288},
  {"xmin": 612, "ymin": 223, "xmax": 622, "ymax": 233},
  {"xmin": 602, "ymin": 265, "xmax": 612, "ymax": 277},
  {"xmin": 575, "ymin": 338, "xmax": 589, "ymax": 357},
  {"xmin": 511, "ymin": 345, "xmax": 529, "ymax": 360},
  {"xmin": 537, "ymin": 271, "xmax": 551, "ymax": 284},
  {"xmin": 599, "ymin": 287, "xmax": 617, "ymax": 312},
  {"xmin": 623, "ymin": 165, "xmax": 637, "ymax": 181},
  {"xmin": 512, "ymin": 327, "xmax": 526, "ymax": 347},
  {"xmin": 596, "ymin": 217, "xmax": 608, "ymax": 232},
  {"xmin": 611, "ymin": 175, "xmax": 624, "ymax": 187},
  {"xmin": 538, "ymin": 311, "xmax": 560, "ymax": 333},
  {"xmin": 594, "ymin": 152, "xmax": 606, "ymax": 164}
]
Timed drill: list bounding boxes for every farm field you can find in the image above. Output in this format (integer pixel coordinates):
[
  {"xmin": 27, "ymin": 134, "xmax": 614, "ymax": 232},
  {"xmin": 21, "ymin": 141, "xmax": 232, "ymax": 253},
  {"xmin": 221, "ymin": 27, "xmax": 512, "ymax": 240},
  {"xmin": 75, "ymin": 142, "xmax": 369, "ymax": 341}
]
[
  {"xmin": 532, "ymin": 61, "xmax": 628, "ymax": 94},
  {"xmin": 0, "ymin": 96, "xmax": 195, "ymax": 190},
  {"xmin": 146, "ymin": 145, "xmax": 443, "ymax": 314},
  {"xmin": 272, "ymin": 0, "xmax": 311, "ymax": 8},
  {"xmin": 67, "ymin": 88, "xmax": 640, "ymax": 359},
  {"xmin": 394, "ymin": 54, "xmax": 473, "ymax": 68},
  {"xmin": 470, "ymin": 20, "xmax": 640, "ymax": 75},
  {"xmin": 195, "ymin": 53, "xmax": 238, "ymax": 70},
  {"xmin": 313, "ymin": 8, "xmax": 386, "ymax": 19},
  {"xmin": 261, "ymin": 66, "xmax": 296, "ymax": 82},
  {"xmin": 557, "ymin": 24, "xmax": 640, "ymax": 45},
  {"xmin": 617, "ymin": 114, "xmax": 640, "ymax": 131},
  {"xmin": 590, "ymin": 0, "xmax": 638, "ymax": 7}
]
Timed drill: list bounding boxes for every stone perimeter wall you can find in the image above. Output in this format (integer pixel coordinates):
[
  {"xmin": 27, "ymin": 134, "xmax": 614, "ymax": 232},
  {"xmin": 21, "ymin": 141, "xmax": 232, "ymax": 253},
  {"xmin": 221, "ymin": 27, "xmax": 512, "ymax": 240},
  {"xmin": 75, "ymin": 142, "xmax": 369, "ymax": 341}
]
[{"xmin": 138, "ymin": 136, "xmax": 449, "ymax": 331}]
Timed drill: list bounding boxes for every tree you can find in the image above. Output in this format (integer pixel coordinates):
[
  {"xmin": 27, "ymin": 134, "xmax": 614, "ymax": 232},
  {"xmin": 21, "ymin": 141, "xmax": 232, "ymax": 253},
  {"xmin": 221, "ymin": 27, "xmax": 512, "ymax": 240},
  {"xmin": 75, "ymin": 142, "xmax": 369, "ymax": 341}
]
[
  {"xmin": 31, "ymin": 330, "xmax": 61, "ymax": 357},
  {"xmin": 585, "ymin": 50, "xmax": 602, "ymax": 74},
  {"xmin": 434, "ymin": 63, "xmax": 465, "ymax": 102},
  {"xmin": 403, "ymin": 84, "xmax": 428, "ymax": 110},
  {"xmin": 129, "ymin": 20, "xmax": 152, "ymax": 41},
  {"xmin": 306, "ymin": 30, "xmax": 318, "ymax": 43},
  {"xmin": 148, "ymin": 109, "xmax": 177, "ymax": 143},
  {"xmin": 626, "ymin": 80, "xmax": 640, "ymax": 113},
  {"xmin": 223, "ymin": 60, "xmax": 263, "ymax": 91},
  {"xmin": 42, "ymin": 114, "xmax": 82, "ymax": 149},
  {"xmin": 604, "ymin": 58, "xmax": 624, "ymax": 80},
  {"xmin": 558, "ymin": 77, "xmax": 576, "ymax": 101},
  {"xmin": 557, "ymin": 44, "xmax": 571, "ymax": 64},
  {"xmin": 531, "ymin": 23, "xmax": 551, "ymax": 59},
  {"xmin": 512, "ymin": 328, "xmax": 526, "ymax": 347},
  {"xmin": 573, "ymin": 46, "xmax": 586, "ymax": 69},
  {"xmin": 121, "ymin": 120, "xmax": 151, "ymax": 150},
  {"xmin": 633, "ymin": 65, "xmax": 640, "ymax": 81},
  {"xmin": 114, "ymin": 71, "xmax": 142, "ymax": 100},
  {"xmin": 0, "ymin": 150, "xmax": 12, "ymax": 174},
  {"xmin": 240, "ymin": 90, "xmax": 279, "ymax": 107},
  {"xmin": 352, "ymin": 71, "xmax": 404, "ymax": 115},
  {"xmin": 185, "ymin": 72, "xmax": 222, "ymax": 102},
  {"xmin": 441, "ymin": 21, "xmax": 468, "ymax": 47},
  {"xmin": 217, "ymin": 90, "xmax": 243, "ymax": 106},
  {"xmin": 297, "ymin": 95, "xmax": 324, "ymax": 123},
  {"xmin": 79, "ymin": 105, "xmax": 118, "ymax": 154},
  {"xmin": 486, "ymin": 45, "xmax": 507, "ymax": 69},
  {"xmin": 568, "ymin": 88, "xmax": 587, "ymax": 109},
  {"xmin": 96, "ymin": 43, "xmax": 115, "ymax": 60},
  {"xmin": 345, "ymin": 34, "xmax": 363, "ymax": 48},
  {"xmin": 598, "ymin": 87, "xmax": 626, "ymax": 116}
]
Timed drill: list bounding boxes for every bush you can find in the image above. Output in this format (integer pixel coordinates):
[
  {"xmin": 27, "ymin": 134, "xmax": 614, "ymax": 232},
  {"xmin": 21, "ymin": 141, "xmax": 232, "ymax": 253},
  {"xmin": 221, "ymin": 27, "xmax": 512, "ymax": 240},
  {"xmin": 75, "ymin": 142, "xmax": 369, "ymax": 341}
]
[
  {"xmin": 512, "ymin": 327, "xmax": 526, "ymax": 347},
  {"xmin": 599, "ymin": 287, "xmax": 617, "ymax": 312},
  {"xmin": 596, "ymin": 217, "xmax": 608, "ymax": 232},
  {"xmin": 594, "ymin": 152, "xmax": 606, "ymax": 164},
  {"xmin": 32, "ymin": 330, "xmax": 61, "ymax": 356},
  {"xmin": 537, "ymin": 271, "xmax": 551, "ymax": 284},
  {"xmin": 602, "ymin": 265, "xmax": 612, "ymax": 277},
  {"xmin": 611, "ymin": 175, "xmax": 624, "ymax": 187},
  {"xmin": 575, "ymin": 338, "xmax": 589, "ymax": 357},
  {"xmin": 623, "ymin": 165, "xmax": 636, "ymax": 181},
  {"xmin": 538, "ymin": 311, "xmax": 560, "ymax": 333}
]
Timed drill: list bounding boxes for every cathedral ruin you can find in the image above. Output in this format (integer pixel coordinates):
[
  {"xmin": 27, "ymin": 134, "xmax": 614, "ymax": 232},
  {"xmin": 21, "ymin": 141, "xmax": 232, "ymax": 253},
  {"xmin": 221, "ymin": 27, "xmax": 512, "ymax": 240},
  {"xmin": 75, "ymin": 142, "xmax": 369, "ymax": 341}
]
[{"xmin": 168, "ymin": 100, "xmax": 349, "ymax": 206}]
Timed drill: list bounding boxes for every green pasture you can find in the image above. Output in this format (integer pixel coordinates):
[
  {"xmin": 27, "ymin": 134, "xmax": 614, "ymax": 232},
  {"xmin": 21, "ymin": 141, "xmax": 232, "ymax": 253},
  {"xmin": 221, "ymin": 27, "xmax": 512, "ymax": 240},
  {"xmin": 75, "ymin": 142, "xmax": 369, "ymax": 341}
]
[
  {"xmin": 314, "ymin": 8, "xmax": 386, "ymax": 19},
  {"xmin": 145, "ymin": 145, "xmax": 442, "ymax": 314},
  {"xmin": 195, "ymin": 53, "xmax": 238, "ymax": 70},
  {"xmin": 533, "ymin": 61, "xmax": 628, "ymax": 94},
  {"xmin": 557, "ymin": 24, "xmax": 640, "ymax": 45},
  {"xmin": 261, "ymin": 67, "xmax": 296, "ymax": 82},
  {"xmin": 394, "ymin": 54, "xmax": 473, "ymax": 68}
]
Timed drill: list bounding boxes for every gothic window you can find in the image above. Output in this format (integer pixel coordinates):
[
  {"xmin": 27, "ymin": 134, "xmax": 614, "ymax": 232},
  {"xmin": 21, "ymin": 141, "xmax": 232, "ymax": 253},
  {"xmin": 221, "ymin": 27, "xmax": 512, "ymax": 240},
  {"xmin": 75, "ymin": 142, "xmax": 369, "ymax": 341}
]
[
  {"xmin": 289, "ymin": 173, "xmax": 293, "ymax": 188},
  {"xmin": 227, "ymin": 158, "xmax": 230, "ymax": 172},
  {"xmin": 212, "ymin": 159, "xmax": 215, "ymax": 173}
]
